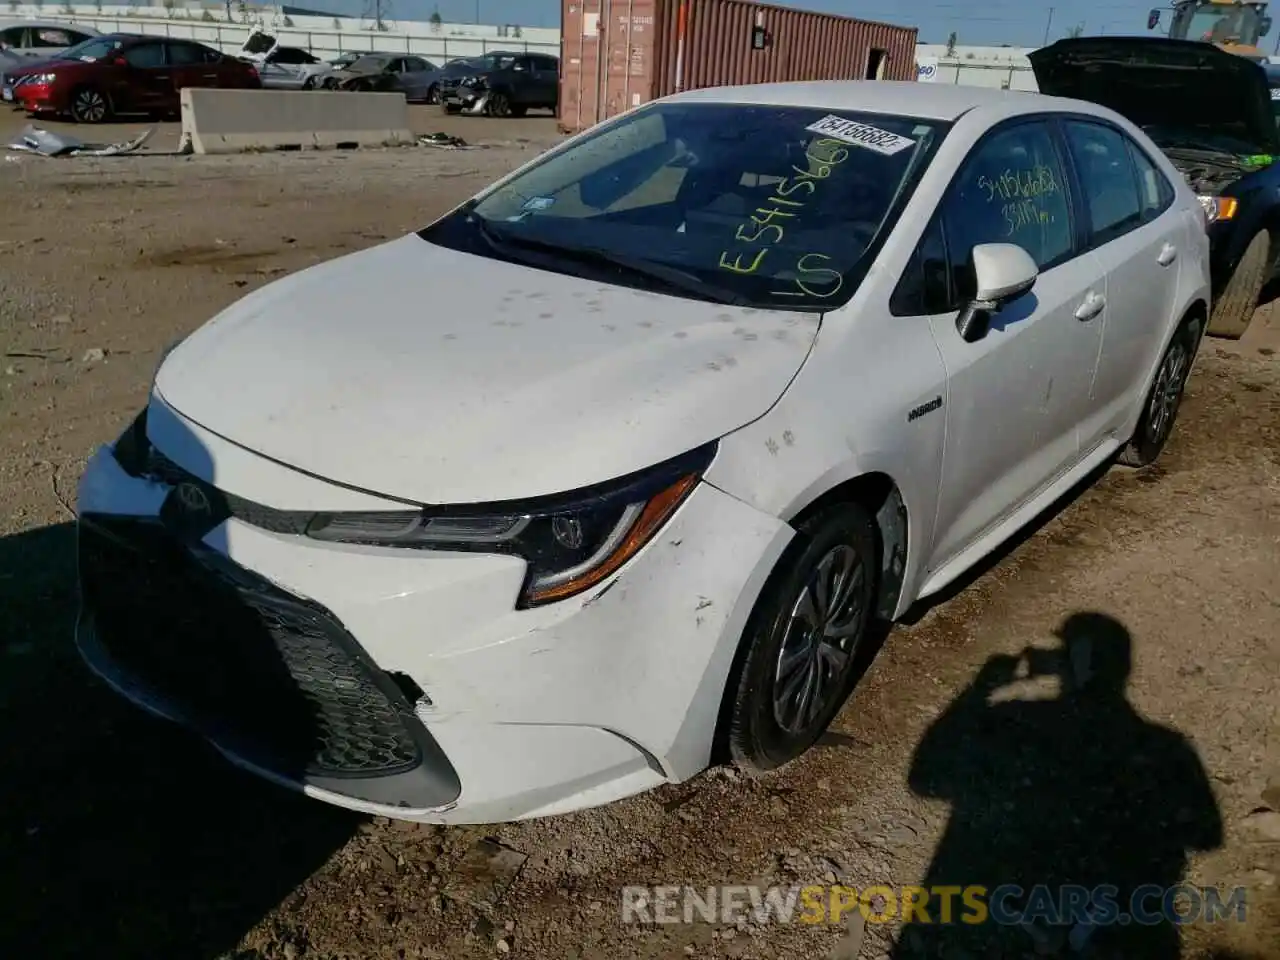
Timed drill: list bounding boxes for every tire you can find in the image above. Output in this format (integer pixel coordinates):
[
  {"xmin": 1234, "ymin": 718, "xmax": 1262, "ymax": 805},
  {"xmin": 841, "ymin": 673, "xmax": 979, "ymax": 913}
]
[
  {"xmin": 443, "ymin": 102, "xmax": 461, "ymax": 115},
  {"xmin": 1207, "ymin": 229, "xmax": 1269, "ymax": 339},
  {"xmin": 426, "ymin": 83, "xmax": 439, "ymax": 105},
  {"xmin": 486, "ymin": 91, "xmax": 511, "ymax": 117},
  {"xmin": 322, "ymin": 77, "xmax": 339, "ymax": 90},
  {"xmin": 725, "ymin": 502, "xmax": 879, "ymax": 772},
  {"xmin": 302, "ymin": 77, "xmax": 315, "ymax": 90},
  {"xmin": 1118, "ymin": 312, "xmax": 1201, "ymax": 468},
  {"xmin": 69, "ymin": 85, "xmax": 109, "ymax": 123}
]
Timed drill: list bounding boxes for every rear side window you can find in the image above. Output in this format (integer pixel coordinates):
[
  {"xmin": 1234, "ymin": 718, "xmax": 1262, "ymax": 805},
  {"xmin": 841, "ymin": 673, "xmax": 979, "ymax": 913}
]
[
  {"xmin": 0, "ymin": 27, "xmax": 25, "ymax": 48},
  {"xmin": 941, "ymin": 120, "xmax": 1074, "ymax": 302},
  {"xmin": 1126, "ymin": 141, "xmax": 1175, "ymax": 223},
  {"xmin": 33, "ymin": 29, "xmax": 74, "ymax": 47},
  {"xmin": 1063, "ymin": 121, "xmax": 1143, "ymax": 246},
  {"xmin": 124, "ymin": 43, "xmax": 166, "ymax": 68}
]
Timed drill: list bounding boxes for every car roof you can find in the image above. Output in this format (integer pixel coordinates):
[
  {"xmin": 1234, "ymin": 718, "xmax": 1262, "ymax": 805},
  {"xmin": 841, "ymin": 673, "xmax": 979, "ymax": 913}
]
[
  {"xmin": 663, "ymin": 80, "xmax": 1068, "ymax": 122},
  {"xmin": 0, "ymin": 20, "xmax": 101, "ymax": 31}
]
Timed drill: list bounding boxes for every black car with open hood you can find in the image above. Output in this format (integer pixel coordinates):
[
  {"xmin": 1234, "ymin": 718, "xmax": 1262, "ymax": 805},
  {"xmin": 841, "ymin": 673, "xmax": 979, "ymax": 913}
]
[{"xmin": 1031, "ymin": 36, "xmax": 1280, "ymax": 339}]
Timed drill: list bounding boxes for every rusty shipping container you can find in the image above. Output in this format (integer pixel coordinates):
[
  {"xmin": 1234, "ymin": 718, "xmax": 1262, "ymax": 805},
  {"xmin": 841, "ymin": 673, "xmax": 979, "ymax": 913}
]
[{"xmin": 559, "ymin": 0, "xmax": 918, "ymax": 134}]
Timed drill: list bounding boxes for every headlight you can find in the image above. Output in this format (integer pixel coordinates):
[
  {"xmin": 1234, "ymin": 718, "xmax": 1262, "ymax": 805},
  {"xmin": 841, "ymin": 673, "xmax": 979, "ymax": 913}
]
[
  {"xmin": 461, "ymin": 75, "xmax": 485, "ymax": 88},
  {"xmin": 305, "ymin": 442, "xmax": 717, "ymax": 607},
  {"xmin": 1198, "ymin": 194, "xmax": 1239, "ymax": 224}
]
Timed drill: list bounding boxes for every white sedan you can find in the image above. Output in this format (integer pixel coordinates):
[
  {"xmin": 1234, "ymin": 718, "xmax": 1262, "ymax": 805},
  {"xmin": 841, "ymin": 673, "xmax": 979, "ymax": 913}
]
[{"xmin": 75, "ymin": 81, "xmax": 1210, "ymax": 824}]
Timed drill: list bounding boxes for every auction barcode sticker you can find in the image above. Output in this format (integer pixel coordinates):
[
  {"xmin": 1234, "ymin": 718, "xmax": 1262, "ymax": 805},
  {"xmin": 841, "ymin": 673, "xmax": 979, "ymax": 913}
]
[{"xmin": 804, "ymin": 115, "xmax": 917, "ymax": 155}]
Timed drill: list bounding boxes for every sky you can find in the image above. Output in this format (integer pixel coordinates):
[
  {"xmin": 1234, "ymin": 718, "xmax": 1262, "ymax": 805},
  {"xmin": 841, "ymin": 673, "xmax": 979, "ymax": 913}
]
[{"xmin": 298, "ymin": 0, "xmax": 1185, "ymax": 47}]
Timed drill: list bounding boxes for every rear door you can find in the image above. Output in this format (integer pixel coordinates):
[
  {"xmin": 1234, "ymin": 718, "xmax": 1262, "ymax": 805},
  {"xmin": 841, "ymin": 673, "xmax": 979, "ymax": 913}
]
[
  {"xmin": 1058, "ymin": 117, "xmax": 1184, "ymax": 449},
  {"xmin": 532, "ymin": 55, "xmax": 559, "ymax": 107}
]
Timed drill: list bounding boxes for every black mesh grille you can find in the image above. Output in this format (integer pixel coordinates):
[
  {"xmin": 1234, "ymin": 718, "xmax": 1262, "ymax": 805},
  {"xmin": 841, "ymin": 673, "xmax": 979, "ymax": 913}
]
[{"xmin": 79, "ymin": 516, "xmax": 425, "ymax": 779}]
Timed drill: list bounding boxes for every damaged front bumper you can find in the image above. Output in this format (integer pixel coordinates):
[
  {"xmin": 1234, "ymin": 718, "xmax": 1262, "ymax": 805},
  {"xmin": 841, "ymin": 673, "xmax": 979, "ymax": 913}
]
[{"xmin": 74, "ymin": 399, "xmax": 793, "ymax": 823}]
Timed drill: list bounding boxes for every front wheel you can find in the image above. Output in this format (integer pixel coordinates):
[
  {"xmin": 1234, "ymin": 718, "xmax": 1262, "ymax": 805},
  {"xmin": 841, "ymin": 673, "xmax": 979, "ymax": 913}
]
[
  {"xmin": 485, "ymin": 91, "xmax": 511, "ymax": 117},
  {"xmin": 322, "ymin": 77, "xmax": 339, "ymax": 90},
  {"xmin": 1207, "ymin": 229, "xmax": 1270, "ymax": 339},
  {"xmin": 1119, "ymin": 313, "xmax": 1201, "ymax": 468},
  {"xmin": 69, "ymin": 85, "xmax": 109, "ymax": 123},
  {"xmin": 725, "ymin": 502, "xmax": 879, "ymax": 772},
  {"xmin": 426, "ymin": 83, "xmax": 439, "ymax": 104},
  {"xmin": 302, "ymin": 77, "xmax": 316, "ymax": 90}
]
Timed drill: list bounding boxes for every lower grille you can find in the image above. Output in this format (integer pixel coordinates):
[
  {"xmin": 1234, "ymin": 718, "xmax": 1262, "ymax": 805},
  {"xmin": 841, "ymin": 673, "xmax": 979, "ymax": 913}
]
[{"xmin": 79, "ymin": 515, "xmax": 425, "ymax": 780}]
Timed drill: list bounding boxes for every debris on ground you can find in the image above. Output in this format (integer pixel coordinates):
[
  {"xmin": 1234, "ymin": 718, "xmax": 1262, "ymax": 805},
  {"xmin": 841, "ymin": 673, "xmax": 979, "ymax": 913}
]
[
  {"xmin": 418, "ymin": 132, "xmax": 472, "ymax": 150},
  {"xmin": 441, "ymin": 838, "xmax": 527, "ymax": 911},
  {"xmin": 5, "ymin": 125, "xmax": 155, "ymax": 158}
]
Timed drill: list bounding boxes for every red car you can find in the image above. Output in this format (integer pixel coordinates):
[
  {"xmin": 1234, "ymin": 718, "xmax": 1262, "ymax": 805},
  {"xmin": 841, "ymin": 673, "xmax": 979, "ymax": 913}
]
[{"xmin": 6, "ymin": 33, "xmax": 260, "ymax": 122}]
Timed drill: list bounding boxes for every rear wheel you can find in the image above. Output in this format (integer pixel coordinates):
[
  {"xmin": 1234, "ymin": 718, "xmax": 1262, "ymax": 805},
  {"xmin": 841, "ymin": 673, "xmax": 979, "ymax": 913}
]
[
  {"xmin": 69, "ymin": 85, "xmax": 109, "ymax": 123},
  {"xmin": 1119, "ymin": 312, "xmax": 1201, "ymax": 468},
  {"xmin": 1207, "ymin": 229, "xmax": 1270, "ymax": 339},
  {"xmin": 426, "ymin": 83, "xmax": 439, "ymax": 104},
  {"xmin": 725, "ymin": 502, "xmax": 879, "ymax": 772}
]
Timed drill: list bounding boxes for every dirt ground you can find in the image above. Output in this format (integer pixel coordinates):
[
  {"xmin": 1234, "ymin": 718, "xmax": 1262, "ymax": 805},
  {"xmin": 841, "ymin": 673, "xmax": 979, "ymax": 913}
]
[{"xmin": 1, "ymin": 110, "xmax": 1278, "ymax": 960}]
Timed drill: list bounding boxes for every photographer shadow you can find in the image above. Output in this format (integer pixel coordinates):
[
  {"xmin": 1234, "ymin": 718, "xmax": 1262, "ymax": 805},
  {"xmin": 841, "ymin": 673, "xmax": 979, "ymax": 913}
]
[{"xmin": 894, "ymin": 612, "xmax": 1224, "ymax": 959}]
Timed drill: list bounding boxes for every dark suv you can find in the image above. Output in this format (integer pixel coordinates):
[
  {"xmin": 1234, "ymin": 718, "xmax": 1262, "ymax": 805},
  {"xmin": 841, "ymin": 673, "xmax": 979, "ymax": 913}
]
[
  {"xmin": 1032, "ymin": 36, "xmax": 1280, "ymax": 339},
  {"xmin": 437, "ymin": 51, "xmax": 558, "ymax": 117}
]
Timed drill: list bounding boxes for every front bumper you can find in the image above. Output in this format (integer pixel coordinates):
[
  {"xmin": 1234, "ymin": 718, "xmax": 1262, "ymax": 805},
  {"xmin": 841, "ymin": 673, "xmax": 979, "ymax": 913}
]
[
  {"xmin": 75, "ymin": 402, "xmax": 792, "ymax": 823},
  {"xmin": 440, "ymin": 84, "xmax": 489, "ymax": 114}
]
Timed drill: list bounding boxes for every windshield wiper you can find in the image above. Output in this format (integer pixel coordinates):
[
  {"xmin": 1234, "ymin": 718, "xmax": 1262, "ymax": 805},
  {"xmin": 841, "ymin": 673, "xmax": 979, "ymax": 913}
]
[{"xmin": 470, "ymin": 216, "xmax": 752, "ymax": 307}]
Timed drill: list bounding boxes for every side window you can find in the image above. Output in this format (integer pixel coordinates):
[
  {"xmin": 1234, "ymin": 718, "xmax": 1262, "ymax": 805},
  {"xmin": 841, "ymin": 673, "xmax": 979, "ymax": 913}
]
[
  {"xmin": 1126, "ymin": 140, "xmax": 1175, "ymax": 223},
  {"xmin": 943, "ymin": 121, "xmax": 1073, "ymax": 302},
  {"xmin": 203, "ymin": 46, "xmax": 223, "ymax": 64},
  {"xmin": 1063, "ymin": 120, "xmax": 1143, "ymax": 246},
  {"xmin": 166, "ymin": 43, "xmax": 205, "ymax": 66},
  {"xmin": 124, "ymin": 43, "xmax": 166, "ymax": 68},
  {"xmin": 890, "ymin": 216, "xmax": 951, "ymax": 316},
  {"xmin": 515, "ymin": 56, "xmax": 534, "ymax": 72},
  {"xmin": 0, "ymin": 27, "xmax": 26, "ymax": 48},
  {"xmin": 33, "ymin": 29, "xmax": 74, "ymax": 48},
  {"xmin": 404, "ymin": 57, "xmax": 426, "ymax": 72}
]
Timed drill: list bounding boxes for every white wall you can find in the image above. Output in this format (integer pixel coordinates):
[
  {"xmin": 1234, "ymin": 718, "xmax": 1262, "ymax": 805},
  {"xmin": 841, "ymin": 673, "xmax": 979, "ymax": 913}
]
[
  {"xmin": 0, "ymin": 4, "xmax": 560, "ymax": 60},
  {"xmin": 916, "ymin": 43, "xmax": 1037, "ymax": 91}
]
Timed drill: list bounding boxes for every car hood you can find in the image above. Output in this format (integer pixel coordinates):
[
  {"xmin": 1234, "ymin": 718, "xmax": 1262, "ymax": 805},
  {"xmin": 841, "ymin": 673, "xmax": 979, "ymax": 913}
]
[
  {"xmin": 153, "ymin": 234, "xmax": 819, "ymax": 505},
  {"xmin": 1029, "ymin": 37, "xmax": 1280, "ymax": 154}
]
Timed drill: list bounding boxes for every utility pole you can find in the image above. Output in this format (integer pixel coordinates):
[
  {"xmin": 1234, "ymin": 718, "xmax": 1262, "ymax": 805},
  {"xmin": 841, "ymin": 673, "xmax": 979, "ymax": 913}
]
[{"xmin": 1042, "ymin": 6, "xmax": 1055, "ymax": 45}]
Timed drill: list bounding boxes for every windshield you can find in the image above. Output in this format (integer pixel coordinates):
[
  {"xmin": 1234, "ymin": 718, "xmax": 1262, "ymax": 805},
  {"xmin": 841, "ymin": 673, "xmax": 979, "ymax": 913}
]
[
  {"xmin": 63, "ymin": 36, "xmax": 123, "ymax": 62},
  {"xmin": 421, "ymin": 102, "xmax": 947, "ymax": 311},
  {"xmin": 351, "ymin": 55, "xmax": 388, "ymax": 72},
  {"xmin": 1185, "ymin": 4, "xmax": 1262, "ymax": 43},
  {"xmin": 481, "ymin": 53, "xmax": 517, "ymax": 70}
]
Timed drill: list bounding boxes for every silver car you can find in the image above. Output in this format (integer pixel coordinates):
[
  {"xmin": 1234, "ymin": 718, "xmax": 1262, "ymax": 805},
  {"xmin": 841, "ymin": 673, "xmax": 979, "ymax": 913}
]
[{"xmin": 0, "ymin": 20, "xmax": 100, "ymax": 67}]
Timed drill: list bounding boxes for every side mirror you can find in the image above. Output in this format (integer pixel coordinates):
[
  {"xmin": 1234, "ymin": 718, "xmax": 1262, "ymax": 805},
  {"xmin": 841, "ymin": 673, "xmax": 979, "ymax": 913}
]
[
  {"xmin": 955, "ymin": 243, "xmax": 1038, "ymax": 343},
  {"xmin": 1148, "ymin": 8, "xmax": 1161, "ymax": 30}
]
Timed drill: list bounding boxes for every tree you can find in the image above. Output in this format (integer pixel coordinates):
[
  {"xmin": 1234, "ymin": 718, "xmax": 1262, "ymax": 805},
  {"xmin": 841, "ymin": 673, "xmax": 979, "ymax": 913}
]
[
  {"xmin": 945, "ymin": 31, "xmax": 957, "ymax": 56},
  {"xmin": 1066, "ymin": 23, "xmax": 1085, "ymax": 38}
]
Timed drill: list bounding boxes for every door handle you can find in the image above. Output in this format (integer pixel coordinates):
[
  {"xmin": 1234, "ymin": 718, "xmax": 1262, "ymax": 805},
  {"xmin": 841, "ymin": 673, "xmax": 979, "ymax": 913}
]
[
  {"xmin": 155, "ymin": 74, "xmax": 169, "ymax": 79},
  {"xmin": 1074, "ymin": 291, "xmax": 1106, "ymax": 321},
  {"xmin": 202, "ymin": 74, "xmax": 217, "ymax": 80},
  {"xmin": 1157, "ymin": 243, "xmax": 1178, "ymax": 266}
]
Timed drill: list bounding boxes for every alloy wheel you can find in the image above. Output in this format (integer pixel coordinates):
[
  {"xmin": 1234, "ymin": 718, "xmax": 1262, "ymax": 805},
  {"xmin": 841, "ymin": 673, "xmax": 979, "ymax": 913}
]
[
  {"xmin": 488, "ymin": 93, "xmax": 510, "ymax": 117},
  {"xmin": 72, "ymin": 88, "xmax": 106, "ymax": 123},
  {"xmin": 1148, "ymin": 339, "xmax": 1189, "ymax": 445},
  {"xmin": 771, "ymin": 544, "xmax": 868, "ymax": 734}
]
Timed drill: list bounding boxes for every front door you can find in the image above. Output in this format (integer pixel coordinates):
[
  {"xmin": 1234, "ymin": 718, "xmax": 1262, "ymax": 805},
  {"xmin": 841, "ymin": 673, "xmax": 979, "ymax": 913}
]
[
  {"xmin": 116, "ymin": 41, "xmax": 171, "ymax": 113},
  {"xmin": 924, "ymin": 118, "xmax": 1105, "ymax": 576}
]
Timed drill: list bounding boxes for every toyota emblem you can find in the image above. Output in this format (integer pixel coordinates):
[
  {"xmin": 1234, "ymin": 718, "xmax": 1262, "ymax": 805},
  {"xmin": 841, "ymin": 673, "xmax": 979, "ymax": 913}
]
[{"xmin": 174, "ymin": 481, "xmax": 212, "ymax": 518}]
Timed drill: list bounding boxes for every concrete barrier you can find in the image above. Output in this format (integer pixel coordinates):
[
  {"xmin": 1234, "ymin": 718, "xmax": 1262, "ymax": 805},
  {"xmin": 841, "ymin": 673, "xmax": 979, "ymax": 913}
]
[{"xmin": 179, "ymin": 88, "xmax": 414, "ymax": 155}]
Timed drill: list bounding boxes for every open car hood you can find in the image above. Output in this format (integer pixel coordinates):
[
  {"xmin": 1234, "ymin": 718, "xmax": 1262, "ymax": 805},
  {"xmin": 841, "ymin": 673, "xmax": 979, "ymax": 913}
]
[{"xmin": 1029, "ymin": 37, "xmax": 1280, "ymax": 154}]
